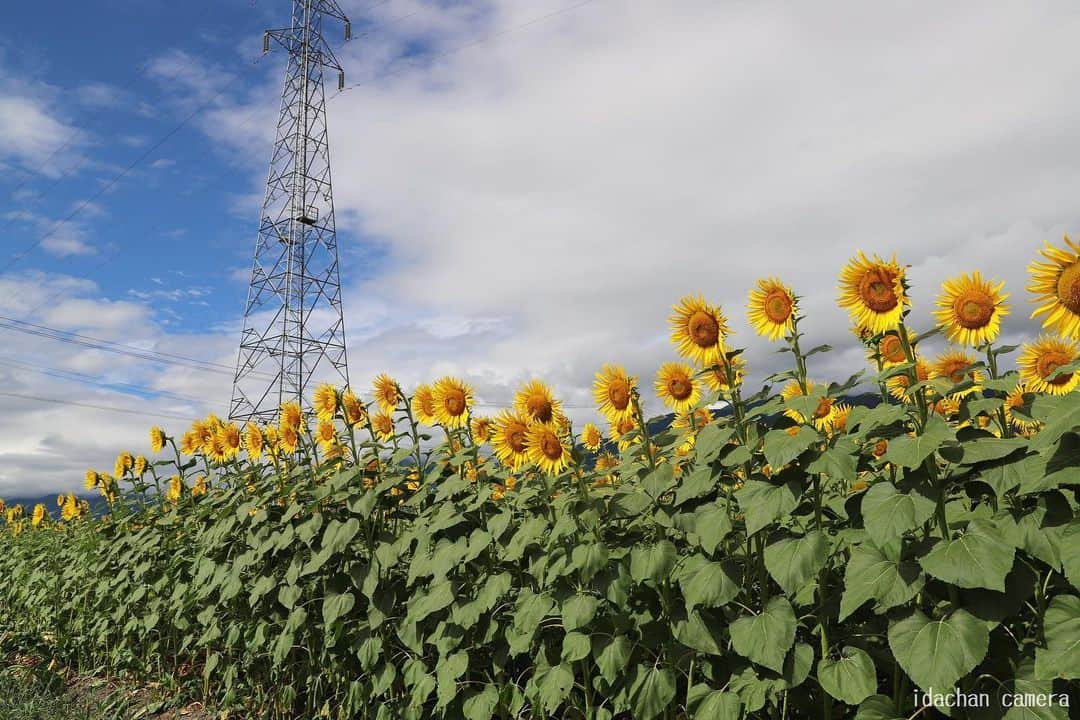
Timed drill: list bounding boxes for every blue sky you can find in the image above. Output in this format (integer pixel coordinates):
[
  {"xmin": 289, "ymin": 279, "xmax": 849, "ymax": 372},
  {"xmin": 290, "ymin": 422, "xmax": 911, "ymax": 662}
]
[{"xmin": 3, "ymin": 0, "xmax": 1080, "ymax": 496}]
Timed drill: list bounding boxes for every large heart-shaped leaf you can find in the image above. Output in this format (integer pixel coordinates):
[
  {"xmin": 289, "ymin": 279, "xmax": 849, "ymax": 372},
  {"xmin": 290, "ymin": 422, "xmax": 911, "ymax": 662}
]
[
  {"xmin": 764, "ymin": 530, "xmax": 828, "ymax": 596},
  {"xmin": 861, "ymin": 481, "xmax": 937, "ymax": 543},
  {"xmin": 729, "ymin": 597, "xmax": 796, "ymax": 673},
  {"xmin": 817, "ymin": 646, "xmax": 878, "ymax": 705},
  {"xmin": 627, "ymin": 664, "xmax": 676, "ymax": 720},
  {"xmin": 676, "ymin": 554, "xmax": 739, "ymax": 611},
  {"xmin": 1034, "ymin": 594, "xmax": 1080, "ymax": 680},
  {"xmin": 920, "ymin": 519, "xmax": 1015, "ymax": 591},
  {"xmin": 736, "ymin": 480, "xmax": 802, "ymax": 537},
  {"xmin": 882, "ymin": 416, "xmax": 953, "ymax": 468},
  {"xmin": 888, "ymin": 609, "xmax": 989, "ymax": 692},
  {"xmin": 630, "ymin": 540, "xmax": 677, "ymax": 584},
  {"xmin": 839, "ymin": 542, "xmax": 925, "ymax": 621}
]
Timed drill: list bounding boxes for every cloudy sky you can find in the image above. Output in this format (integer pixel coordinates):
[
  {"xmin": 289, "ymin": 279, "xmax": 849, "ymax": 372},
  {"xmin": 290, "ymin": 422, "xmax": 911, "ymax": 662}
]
[{"xmin": 1, "ymin": 0, "xmax": 1078, "ymax": 497}]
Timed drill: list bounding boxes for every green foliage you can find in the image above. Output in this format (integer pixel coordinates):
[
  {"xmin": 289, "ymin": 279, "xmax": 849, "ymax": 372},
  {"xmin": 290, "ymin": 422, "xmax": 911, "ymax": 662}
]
[{"xmin": 1, "ymin": 370, "xmax": 1078, "ymax": 720}]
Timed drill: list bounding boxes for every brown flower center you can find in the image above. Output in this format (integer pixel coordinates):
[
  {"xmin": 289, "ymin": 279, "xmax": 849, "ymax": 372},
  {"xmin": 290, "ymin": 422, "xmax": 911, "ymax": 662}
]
[
  {"xmin": 858, "ymin": 269, "xmax": 899, "ymax": 313},
  {"xmin": 952, "ymin": 288, "xmax": 995, "ymax": 329},
  {"xmin": 539, "ymin": 431, "xmax": 563, "ymax": 461},
  {"xmin": 1056, "ymin": 262, "xmax": 1080, "ymax": 314},
  {"xmin": 688, "ymin": 310, "xmax": 720, "ymax": 347},
  {"xmin": 878, "ymin": 335, "xmax": 907, "ymax": 364},
  {"xmin": 812, "ymin": 397, "xmax": 834, "ymax": 419},
  {"xmin": 1037, "ymin": 350, "xmax": 1074, "ymax": 385},
  {"xmin": 668, "ymin": 376, "xmax": 693, "ymax": 401},
  {"xmin": 526, "ymin": 395, "xmax": 553, "ymax": 423},
  {"xmin": 508, "ymin": 427, "xmax": 527, "ymax": 453},
  {"xmin": 443, "ymin": 389, "xmax": 466, "ymax": 416},
  {"xmin": 607, "ymin": 378, "xmax": 630, "ymax": 410},
  {"xmin": 763, "ymin": 290, "xmax": 793, "ymax": 324}
]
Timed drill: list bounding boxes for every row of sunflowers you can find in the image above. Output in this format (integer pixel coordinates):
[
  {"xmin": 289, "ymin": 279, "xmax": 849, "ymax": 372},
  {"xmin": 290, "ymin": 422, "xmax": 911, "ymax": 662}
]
[{"xmin": 0, "ymin": 237, "xmax": 1078, "ymax": 719}]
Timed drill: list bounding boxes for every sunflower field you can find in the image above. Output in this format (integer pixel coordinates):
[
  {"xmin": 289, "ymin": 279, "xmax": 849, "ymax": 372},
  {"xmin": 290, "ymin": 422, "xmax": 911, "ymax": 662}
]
[{"xmin": 2, "ymin": 240, "xmax": 1080, "ymax": 720}]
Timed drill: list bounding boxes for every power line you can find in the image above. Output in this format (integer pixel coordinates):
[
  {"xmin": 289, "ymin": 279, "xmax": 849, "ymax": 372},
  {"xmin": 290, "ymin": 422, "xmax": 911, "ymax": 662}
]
[
  {"xmin": 0, "ymin": 315, "xmax": 275, "ymax": 379},
  {"xmin": 0, "ymin": 356, "xmax": 215, "ymax": 407},
  {"xmin": 0, "ymin": 391, "xmax": 197, "ymax": 423}
]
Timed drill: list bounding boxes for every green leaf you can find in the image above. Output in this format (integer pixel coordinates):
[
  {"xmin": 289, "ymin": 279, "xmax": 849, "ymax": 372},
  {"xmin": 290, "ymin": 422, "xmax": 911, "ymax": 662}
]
[
  {"xmin": 888, "ymin": 609, "xmax": 989, "ymax": 693},
  {"xmin": 462, "ymin": 685, "xmax": 499, "ymax": 720},
  {"xmin": 729, "ymin": 597, "xmax": 797, "ymax": 673},
  {"xmin": 562, "ymin": 631, "xmax": 591, "ymax": 662},
  {"xmin": 676, "ymin": 555, "xmax": 739, "ymax": 611},
  {"xmin": 630, "ymin": 540, "xmax": 677, "ymax": 584},
  {"xmin": 643, "ymin": 463, "xmax": 676, "ymax": 500},
  {"xmin": 322, "ymin": 591, "xmax": 355, "ymax": 627},
  {"xmin": 592, "ymin": 634, "xmax": 632, "ymax": 684},
  {"xmin": 854, "ymin": 695, "xmax": 904, "ymax": 720},
  {"xmin": 861, "ymin": 481, "xmax": 936, "ymax": 543},
  {"xmin": 850, "ymin": 404, "xmax": 909, "ymax": 439},
  {"xmin": 1030, "ymin": 392, "xmax": 1080, "ymax": 451},
  {"xmin": 955, "ymin": 437, "xmax": 1028, "ymax": 465},
  {"xmin": 693, "ymin": 691, "xmax": 740, "ymax": 720},
  {"xmin": 673, "ymin": 608, "xmax": 724, "ymax": 656},
  {"xmin": 839, "ymin": 542, "xmax": 925, "ymax": 621},
  {"xmin": 436, "ymin": 650, "xmax": 469, "ymax": 708},
  {"xmin": 1034, "ymin": 594, "xmax": 1080, "ymax": 680},
  {"xmin": 762, "ymin": 426, "xmax": 820, "ymax": 469},
  {"xmin": 536, "ymin": 663, "xmax": 574, "ymax": 714},
  {"xmin": 817, "ymin": 646, "xmax": 878, "ymax": 705},
  {"xmin": 408, "ymin": 581, "xmax": 455, "ymax": 625},
  {"xmin": 627, "ymin": 664, "xmax": 676, "ymax": 720},
  {"xmin": 920, "ymin": 519, "xmax": 1015, "ymax": 591},
  {"xmin": 735, "ymin": 480, "xmax": 802, "ymax": 537},
  {"xmin": 1004, "ymin": 657, "xmax": 1068, "ymax": 720},
  {"xmin": 278, "ymin": 584, "xmax": 302, "ymax": 610},
  {"xmin": 764, "ymin": 531, "xmax": 828, "ymax": 596},
  {"xmin": 513, "ymin": 590, "xmax": 555, "ymax": 632},
  {"xmin": 502, "ymin": 516, "xmax": 548, "ymax": 562},
  {"xmin": 1058, "ymin": 521, "xmax": 1080, "ymax": 591},
  {"xmin": 571, "ymin": 542, "xmax": 609, "ymax": 583},
  {"xmin": 694, "ymin": 424, "xmax": 736, "ymax": 463},
  {"xmin": 807, "ymin": 441, "xmax": 858, "ymax": 485},
  {"xmin": 882, "ymin": 415, "xmax": 953, "ymax": 468},
  {"xmin": 562, "ymin": 593, "xmax": 598, "ymax": 632},
  {"xmin": 675, "ymin": 466, "xmax": 716, "ymax": 506}
]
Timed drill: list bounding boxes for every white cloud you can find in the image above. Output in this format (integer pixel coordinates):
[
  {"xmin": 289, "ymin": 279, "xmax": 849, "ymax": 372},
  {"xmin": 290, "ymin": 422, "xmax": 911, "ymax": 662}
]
[{"xmin": 6, "ymin": 0, "xmax": 1080, "ymax": 495}]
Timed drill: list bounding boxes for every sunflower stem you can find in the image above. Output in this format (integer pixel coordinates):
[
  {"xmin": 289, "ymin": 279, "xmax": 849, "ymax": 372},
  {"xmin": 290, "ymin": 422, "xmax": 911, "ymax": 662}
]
[{"xmin": 985, "ymin": 343, "xmax": 1013, "ymax": 438}]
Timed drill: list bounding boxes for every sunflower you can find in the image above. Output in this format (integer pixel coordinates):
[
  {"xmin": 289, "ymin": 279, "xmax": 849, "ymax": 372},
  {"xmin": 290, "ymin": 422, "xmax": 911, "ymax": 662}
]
[
  {"xmin": 932, "ymin": 397, "xmax": 961, "ymax": 419},
  {"xmin": 84, "ymin": 469, "xmax": 99, "ymax": 491},
  {"xmin": 31, "ymin": 504, "xmax": 46, "ymax": 528},
  {"xmin": 525, "ymin": 422, "xmax": 572, "ymax": 476},
  {"xmin": 214, "ymin": 423, "xmax": 242, "ymax": 463},
  {"xmin": 432, "ymin": 376, "xmax": 473, "ymax": 429},
  {"xmin": 825, "ymin": 403, "xmax": 852, "ymax": 435},
  {"xmin": 179, "ymin": 430, "xmax": 200, "ymax": 456},
  {"xmin": 470, "ymin": 416, "xmax": 493, "ymax": 444},
  {"xmin": 491, "ymin": 411, "xmax": 530, "ymax": 470},
  {"xmin": 702, "ymin": 354, "xmax": 745, "ymax": 393},
  {"xmin": 886, "ymin": 359, "xmax": 932, "ymax": 402},
  {"xmin": 278, "ymin": 424, "xmax": 299, "ymax": 454},
  {"xmin": 655, "ymin": 362, "xmax": 700, "ymax": 414},
  {"xmin": 1028, "ymin": 234, "xmax": 1080, "ymax": 339},
  {"xmin": 837, "ymin": 252, "xmax": 908, "ymax": 334},
  {"xmin": 514, "ymin": 379, "xmax": 563, "ymax": 426},
  {"xmin": 595, "ymin": 453, "xmax": 618, "ymax": 471},
  {"xmin": 933, "ymin": 271, "xmax": 1010, "ymax": 347},
  {"xmin": 609, "ymin": 415, "xmax": 640, "ymax": 451},
  {"xmin": 373, "ymin": 374, "xmax": 402, "ymax": 414},
  {"xmin": 313, "ymin": 383, "xmax": 339, "ymax": 421},
  {"xmin": 191, "ymin": 476, "xmax": 208, "ymax": 498},
  {"xmin": 149, "ymin": 426, "xmax": 167, "ymax": 454},
  {"xmin": 1018, "ymin": 335, "xmax": 1080, "ymax": 395},
  {"xmin": 850, "ymin": 324, "xmax": 876, "ymax": 346},
  {"xmin": 244, "ymin": 422, "xmax": 264, "ymax": 459},
  {"xmin": 1004, "ymin": 382, "xmax": 1040, "ymax": 433},
  {"xmin": 341, "ymin": 389, "xmax": 368, "ymax": 428},
  {"xmin": 581, "ymin": 422, "xmax": 603, "ymax": 452},
  {"xmin": 165, "ymin": 475, "xmax": 183, "ymax": 505},
  {"xmin": 371, "ymin": 412, "xmax": 396, "ymax": 442},
  {"xmin": 930, "ymin": 349, "xmax": 984, "ymax": 398},
  {"xmin": 870, "ymin": 331, "xmax": 911, "ymax": 368},
  {"xmin": 669, "ymin": 294, "xmax": 730, "ymax": 366},
  {"xmin": 263, "ymin": 424, "xmax": 280, "ymax": 456},
  {"xmin": 114, "ymin": 452, "xmax": 134, "ymax": 478},
  {"xmin": 410, "ymin": 384, "xmax": 436, "ymax": 426},
  {"xmin": 280, "ymin": 402, "xmax": 303, "ymax": 432},
  {"xmin": 747, "ymin": 277, "xmax": 797, "ymax": 341},
  {"xmin": 593, "ymin": 364, "xmax": 636, "ymax": 423},
  {"xmin": 672, "ymin": 407, "xmax": 713, "ymax": 434},
  {"xmin": 133, "ymin": 455, "xmax": 148, "ymax": 476},
  {"xmin": 491, "ymin": 484, "xmax": 507, "ymax": 502},
  {"xmin": 315, "ymin": 420, "xmax": 338, "ymax": 451}
]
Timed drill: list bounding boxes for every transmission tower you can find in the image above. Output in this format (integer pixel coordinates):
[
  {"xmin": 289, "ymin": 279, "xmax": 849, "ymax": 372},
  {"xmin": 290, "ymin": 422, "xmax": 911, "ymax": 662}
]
[{"xmin": 231, "ymin": 0, "xmax": 352, "ymax": 423}]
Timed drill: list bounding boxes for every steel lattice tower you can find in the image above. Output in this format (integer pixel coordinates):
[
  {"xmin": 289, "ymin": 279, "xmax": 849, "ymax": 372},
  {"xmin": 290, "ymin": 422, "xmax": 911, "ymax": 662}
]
[{"xmin": 231, "ymin": 0, "xmax": 352, "ymax": 423}]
